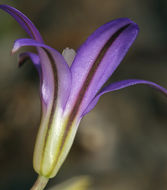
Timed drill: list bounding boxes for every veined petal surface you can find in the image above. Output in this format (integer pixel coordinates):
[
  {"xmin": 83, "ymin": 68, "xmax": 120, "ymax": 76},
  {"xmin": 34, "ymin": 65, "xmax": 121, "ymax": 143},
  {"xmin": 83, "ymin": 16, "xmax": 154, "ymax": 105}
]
[{"xmin": 65, "ymin": 18, "xmax": 139, "ymax": 119}]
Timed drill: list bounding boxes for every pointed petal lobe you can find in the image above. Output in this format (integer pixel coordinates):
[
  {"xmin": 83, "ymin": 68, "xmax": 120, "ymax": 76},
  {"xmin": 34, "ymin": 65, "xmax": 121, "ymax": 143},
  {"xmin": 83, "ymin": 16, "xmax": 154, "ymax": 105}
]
[
  {"xmin": 83, "ymin": 79, "xmax": 167, "ymax": 116},
  {"xmin": 0, "ymin": 4, "xmax": 43, "ymax": 42}
]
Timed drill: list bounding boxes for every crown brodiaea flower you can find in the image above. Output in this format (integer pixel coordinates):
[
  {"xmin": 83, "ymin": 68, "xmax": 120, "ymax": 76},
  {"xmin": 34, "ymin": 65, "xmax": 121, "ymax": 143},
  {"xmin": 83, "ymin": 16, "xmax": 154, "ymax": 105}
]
[{"xmin": 0, "ymin": 4, "xmax": 167, "ymax": 190}]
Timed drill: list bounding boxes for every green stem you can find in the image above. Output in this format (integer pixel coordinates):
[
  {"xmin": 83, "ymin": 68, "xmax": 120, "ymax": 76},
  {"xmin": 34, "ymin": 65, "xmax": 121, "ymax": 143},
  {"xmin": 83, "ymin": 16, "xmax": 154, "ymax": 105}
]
[{"xmin": 30, "ymin": 175, "xmax": 49, "ymax": 190}]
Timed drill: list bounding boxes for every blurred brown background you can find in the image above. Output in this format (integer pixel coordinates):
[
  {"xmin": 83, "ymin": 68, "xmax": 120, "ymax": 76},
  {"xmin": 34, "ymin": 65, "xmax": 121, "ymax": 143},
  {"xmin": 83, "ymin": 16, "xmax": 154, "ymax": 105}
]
[{"xmin": 0, "ymin": 0, "xmax": 167, "ymax": 189}]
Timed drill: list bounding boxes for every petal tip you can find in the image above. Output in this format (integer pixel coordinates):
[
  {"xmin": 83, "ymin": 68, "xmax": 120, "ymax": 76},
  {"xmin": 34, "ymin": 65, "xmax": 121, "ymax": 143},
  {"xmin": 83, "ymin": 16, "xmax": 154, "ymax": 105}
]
[
  {"xmin": 128, "ymin": 18, "xmax": 139, "ymax": 32},
  {"xmin": 11, "ymin": 40, "xmax": 20, "ymax": 54},
  {"xmin": 118, "ymin": 17, "xmax": 139, "ymax": 32}
]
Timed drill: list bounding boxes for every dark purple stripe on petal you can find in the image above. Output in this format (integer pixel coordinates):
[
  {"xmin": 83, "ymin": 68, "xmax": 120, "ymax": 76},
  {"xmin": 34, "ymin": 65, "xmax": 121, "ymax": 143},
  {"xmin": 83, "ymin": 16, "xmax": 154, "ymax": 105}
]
[
  {"xmin": 50, "ymin": 23, "xmax": 139, "ymax": 171},
  {"xmin": 45, "ymin": 24, "xmax": 138, "ymax": 173},
  {"xmin": 39, "ymin": 49, "xmax": 59, "ymax": 171},
  {"xmin": 0, "ymin": 4, "xmax": 43, "ymax": 42},
  {"xmin": 70, "ymin": 24, "xmax": 130, "ymax": 120},
  {"xmin": 12, "ymin": 38, "xmax": 71, "ymax": 109},
  {"xmin": 82, "ymin": 79, "xmax": 167, "ymax": 116},
  {"xmin": 66, "ymin": 19, "xmax": 138, "ymax": 123},
  {"xmin": 12, "ymin": 38, "xmax": 72, "ymax": 175}
]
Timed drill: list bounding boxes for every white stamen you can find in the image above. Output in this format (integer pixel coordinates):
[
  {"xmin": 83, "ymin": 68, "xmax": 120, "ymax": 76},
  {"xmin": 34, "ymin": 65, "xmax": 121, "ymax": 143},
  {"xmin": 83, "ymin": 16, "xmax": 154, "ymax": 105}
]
[{"xmin": 62, "ymin": 47, "xmax": 76, "ymax": 66}]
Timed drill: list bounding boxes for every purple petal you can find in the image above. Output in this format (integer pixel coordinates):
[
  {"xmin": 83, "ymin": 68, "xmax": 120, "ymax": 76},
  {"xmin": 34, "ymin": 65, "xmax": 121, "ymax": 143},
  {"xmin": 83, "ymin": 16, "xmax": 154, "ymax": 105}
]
[
  {"xmin": 19, "ymin": 52, "xmax": 41, "ymax": 74},
  {"xmin": 0, "ymin": 4, "xmax": 43, "ymax": 42},
  {"xmin": 13, "ymin": 38, "xmax": 71, "ymax": 109},
  {"xmin": 66, "ymin": 18, "xmax": 139, "ymax": 117},
  {"xmin": 82, "ymin": 79, "xmax": 167, "ymax": 116}
]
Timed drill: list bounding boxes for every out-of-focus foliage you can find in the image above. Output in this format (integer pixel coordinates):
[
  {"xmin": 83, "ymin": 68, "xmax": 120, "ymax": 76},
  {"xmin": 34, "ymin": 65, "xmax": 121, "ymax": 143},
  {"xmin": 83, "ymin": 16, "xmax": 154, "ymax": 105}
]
[{"xmin": 0, "ymin": 0, "xmax": 167, "ymax": 190}]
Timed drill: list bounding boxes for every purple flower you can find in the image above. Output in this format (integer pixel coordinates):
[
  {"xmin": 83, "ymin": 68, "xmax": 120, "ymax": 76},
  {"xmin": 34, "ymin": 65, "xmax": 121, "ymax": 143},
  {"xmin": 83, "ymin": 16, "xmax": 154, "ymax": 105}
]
[{"xmin": 0, "ymin": 4, "xmax": 167, "ymax": 183}]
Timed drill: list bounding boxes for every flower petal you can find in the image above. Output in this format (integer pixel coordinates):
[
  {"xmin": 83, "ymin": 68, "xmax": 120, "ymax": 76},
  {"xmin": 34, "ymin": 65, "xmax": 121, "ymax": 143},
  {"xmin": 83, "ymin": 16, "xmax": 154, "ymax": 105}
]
[
  {"xmin": 13, "ymin": 39, "xmax": 72, "ymax": 174},
  {"xmin": 12, "ymin": 38, "xmax": 71, "ymax": 110},
  {"xmin": 0, "ymin": 4, "xmax": 43, "ymax": 42},
  {"xmin": 65, "ymin": 18, "xmax": 139, "ymax": 118},
  {"xmin": 82, "ymin": 79, "xmax": 167, "ymax": 116}
]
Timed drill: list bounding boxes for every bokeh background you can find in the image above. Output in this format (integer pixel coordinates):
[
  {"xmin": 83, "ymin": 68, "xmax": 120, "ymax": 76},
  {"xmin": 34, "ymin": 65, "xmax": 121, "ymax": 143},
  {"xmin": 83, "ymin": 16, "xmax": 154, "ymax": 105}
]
[{"xmin": 0, "ymin": 0, "xmax": 167, "ymax": 189}]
